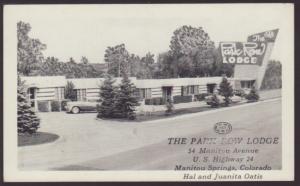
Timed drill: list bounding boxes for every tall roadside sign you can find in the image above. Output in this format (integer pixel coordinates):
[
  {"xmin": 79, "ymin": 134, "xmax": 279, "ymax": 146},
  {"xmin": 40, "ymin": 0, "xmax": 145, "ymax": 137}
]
[
  {"xmin": 247, "ymin": 29, "xmax": 279, "ymax": 89},
  {"xmin": 220, "ymin": 29, "xmax": 279, "ymax": 90}
]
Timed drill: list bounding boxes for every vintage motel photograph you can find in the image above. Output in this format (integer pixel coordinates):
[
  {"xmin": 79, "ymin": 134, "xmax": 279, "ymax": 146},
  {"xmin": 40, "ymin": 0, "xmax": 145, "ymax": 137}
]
[{"xmin": 3, "ymin": 3, "xmax": 294, "ymax": 182}]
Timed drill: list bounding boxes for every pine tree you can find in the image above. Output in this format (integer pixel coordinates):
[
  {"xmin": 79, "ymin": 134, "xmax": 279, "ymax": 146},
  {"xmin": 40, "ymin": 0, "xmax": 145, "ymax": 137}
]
[
  {"xmin": 114, "ymin": 73, "xmax": 139, "ymax": 120},
  {"xmin": 218, "ymin": 77, "xmax": 233, "ymax": 106},
  {"xmin": 17, "ymin": 76, "xmax": 40, "ymax": 134},
  {"xmin": 97, "ymin": 74, "xmax": 117, "ymax": 118}
]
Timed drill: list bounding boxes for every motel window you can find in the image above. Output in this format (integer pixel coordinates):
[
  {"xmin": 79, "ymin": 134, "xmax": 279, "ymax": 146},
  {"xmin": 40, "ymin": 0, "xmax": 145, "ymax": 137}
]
[
  {"xmin": 194, "ymin": 85, "xmax": 199, "ymax": 94},
  {"xmin": 77, "ymin": 89, "xmax": 87, "ymax": 101},
  {"xmin": 241, "ymin": 80, "xmax": 255, "ymax": 89},
  {"xmin": 181, "ymin": 86, "xmax": 187, "ymax": 96},
  {"xmin": 181, "ymin": 86, "xmax": 198, "ymax": 96},
  {"xmin": 55, "ymin": 87, "xmax": 65, "ymax": 100},
  {"xmin": 140, "ymin": 88, "xmax": 151, "ymax": 99},
  {"xmin": 77, "ymin": 90, "xmax": 81, "ymax": 100},
  {"xmin": 82, "ymin": 89, "xmax": 87, "ymax": 101},
  {"xmin": 61, "ymin": 88, "xmax": 65, "ymax": 100}
]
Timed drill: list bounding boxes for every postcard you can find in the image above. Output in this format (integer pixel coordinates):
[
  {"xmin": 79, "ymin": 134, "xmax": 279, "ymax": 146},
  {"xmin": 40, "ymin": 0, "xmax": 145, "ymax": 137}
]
[{"xmin": 3, "ymin": 3, "xmax": 294, "ymax": 181}]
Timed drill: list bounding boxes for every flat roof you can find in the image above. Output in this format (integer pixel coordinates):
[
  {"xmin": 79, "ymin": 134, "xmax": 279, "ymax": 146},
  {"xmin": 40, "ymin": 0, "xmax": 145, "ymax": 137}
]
[
  {"xmin": 69, "ymin": 77, "xmax": 138, "ymax": 89},
  {"xmin": 20, "ymin": 76, "xmax": 244, "ymax": 89},
  {"xmin": 21, "ymin": 76, "xmax": 66, "ymax": 88},
  {"xmin": 135, "ymin": 77, "xmax": 223, "ymax": 88}
]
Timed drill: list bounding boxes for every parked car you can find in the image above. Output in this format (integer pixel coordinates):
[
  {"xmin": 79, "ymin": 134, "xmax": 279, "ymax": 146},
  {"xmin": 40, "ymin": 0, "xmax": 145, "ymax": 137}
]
[{"xmin": 65, "ymin": 100, "xmax": 99, "ymax": 114}]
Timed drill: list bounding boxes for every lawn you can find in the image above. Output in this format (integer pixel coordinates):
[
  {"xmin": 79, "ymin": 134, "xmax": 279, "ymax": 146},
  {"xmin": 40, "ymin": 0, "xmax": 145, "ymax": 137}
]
[{"xmin": 18, "ymin": 132, "xmax": 59, "ymax": 147}]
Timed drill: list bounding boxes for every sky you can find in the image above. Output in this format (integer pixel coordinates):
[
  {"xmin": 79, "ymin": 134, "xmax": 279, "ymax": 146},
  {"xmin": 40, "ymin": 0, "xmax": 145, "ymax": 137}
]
[{"xmin": 6, "ymin": 4, "xmax": 294, "ymax": 63}]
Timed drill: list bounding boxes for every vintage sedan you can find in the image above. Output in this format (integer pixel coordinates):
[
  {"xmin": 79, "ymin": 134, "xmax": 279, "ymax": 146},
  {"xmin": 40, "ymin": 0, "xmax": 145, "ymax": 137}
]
[{"xmin": 65, "ymin": 100, "xmax": 100, "ymax": 114}]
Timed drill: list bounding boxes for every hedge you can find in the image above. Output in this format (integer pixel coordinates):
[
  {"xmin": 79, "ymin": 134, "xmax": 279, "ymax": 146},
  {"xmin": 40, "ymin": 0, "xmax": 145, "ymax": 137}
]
[
  {"xmin": 233, "ymin": 89, "xmax": 246, "ymax": 97},
  {"xmin": 51, "ymin": 101, "xmax": 61, "ymax": 112},
  {"xmin": 145, "ymin": 97, "xmax": 165, "ymax": 105},
  {"xmin": 194, "ymin": 93, "xmax": 210, "ymax": 101},
  {"xmin": 37, "ymin": 101, "xmax": 50, "ymax": 112},
  {"xmin": 173, "ymin": 95, "xmax": 193, "ymax": 104}
]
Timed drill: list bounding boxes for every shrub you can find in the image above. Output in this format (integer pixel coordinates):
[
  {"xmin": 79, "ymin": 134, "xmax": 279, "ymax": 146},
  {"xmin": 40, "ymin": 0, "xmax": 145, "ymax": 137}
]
[
  {"xmin": 65, "ymin": 81, "xmax": 77, "ymax": 101},
  {"xmin": 51, "ymin": 101, "xmax": 61, "ymax": 112},
  {"xmin": 37, "ymin": 101, "xmax": 50, "ymax": 112},
  {"xmin": 165, "ymin": 99, "xmax": 174, "ymax": 116},
  {"xmin": 173, "ymin": 95, "xmax": 193, "ymax": 104},
  {"xmin": 234, "ymin": 89, "xmax": 246, "ymax": 97},
  {"xmin": 218, "ymin": 77, "xmax": 233, "ymax": 106},
  {"xmin": 246, "ymin": 86, "xmax": 260, "ymax": 102},
  {"xmin": 154, "ymin": 97, "xmax": 165, "ymax": 105},
  {"xmin": 210, "ymin": 94, "xmax": 220, "ymax": 108},
  {"xmin": 61, "ymin": 99, "xmax": 70, "ymax": 111},
  {"xmin": 194, "ymin": 93, "xmax": 210, "ymax": 101},
  {"xmin": 145, "ymin": 98, "xmax": 152, "ymax": 105},
  {"xmin": 145, "ymin": 97, "xmax": 165, "ymax": 105}
]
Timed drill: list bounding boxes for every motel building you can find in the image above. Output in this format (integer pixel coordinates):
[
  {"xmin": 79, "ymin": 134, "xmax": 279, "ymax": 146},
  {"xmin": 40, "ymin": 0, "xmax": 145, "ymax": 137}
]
[{"xmin": 21, "ymin": 75, "xmax": 256, "ymax": 112}]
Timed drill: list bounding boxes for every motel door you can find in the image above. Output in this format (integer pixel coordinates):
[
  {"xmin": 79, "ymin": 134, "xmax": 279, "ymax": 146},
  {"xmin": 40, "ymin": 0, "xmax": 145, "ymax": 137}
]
[
  {"xmin": 207, "ymin": 83, "xmax": 216, "ymax": 94},
  {"xmin": 162, "ymin": 86, "xmax": 172, "ymax": 101},
  {"xmin": 28, "ymin": 87, "xmax": 36, "ymax": 107}
]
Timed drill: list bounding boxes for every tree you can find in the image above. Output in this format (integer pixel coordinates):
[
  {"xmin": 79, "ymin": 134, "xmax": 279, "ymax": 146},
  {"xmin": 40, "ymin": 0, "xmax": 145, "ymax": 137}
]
[
  {"xmin": 114, "ymin": 73, "xmax": 139, "ymax": 120},
  {"xmin": 133, "ymin": 52, "xmax": 155, "ymax": 79},
  {"xmin": 17, "ymin": 76, "xmax": 40, "ymax": 134},
  {"xmin": 246, "ymin": 86, "xmax": 260, "ymax": 102},
  {"xmin": 104, "ymin": 44, "xmax": 130, "ymax": 77},
  {"xmin": 170, "ymin": 25, "xmax": 215, "ymax": 57},
  {"xmin": 154, "ymin": 52, "xmax": 176, "ymax": 78},
  {"xmin": 152, "ymin": 25, "xmax": 216, "ymax": 78},
  {"xmin": 69, "ymin": 57, "xmax": 76, "ymax": 63},
  {"xmin": 168, "ymin": 25, "xmax": 215, "ymax": 77},
  {"xmin": 17, "ymin": 21, "xmax": 46, "ymax": 76},
  {"xmin": 38, "ymin": 57, "xmax": 103, "ymax": 78},
  {"xmin": 176, "ymin": 55, "xmax": 195, "ymax": 77},
  {"xmin": 65, "ymin": 81, "xmax": 77, "ymax": 101},
  {"xmin": 218, "ymin": 77, "xmax": 233, "ymax": 106},
  {"xmin": 261, "ymin": 60, "xmax": 282, "ymax": 90},
  {"xmin": 211, "ymin": 48, "xmax": 234, "ymax": 77},
  {"xmin": 97, "ymin": 74, "xmax": 117, "ymax": 118},
  {"xmin": 128, "ymin": 54, "xmax": 141, "ymax": 77},
  {"xmin": 81, "ymin": 56, "xmax": 89, "ymax": 65}
]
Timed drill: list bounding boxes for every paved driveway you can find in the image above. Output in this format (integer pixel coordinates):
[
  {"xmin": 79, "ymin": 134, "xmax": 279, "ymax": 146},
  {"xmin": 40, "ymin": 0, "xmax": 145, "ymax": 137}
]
[{"xmin": 19, "ymin": 98, "xmax": 282, "ymax": 170}]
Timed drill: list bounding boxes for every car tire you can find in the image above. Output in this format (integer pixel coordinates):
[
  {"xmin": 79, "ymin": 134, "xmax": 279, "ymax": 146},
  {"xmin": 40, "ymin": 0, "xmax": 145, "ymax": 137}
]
[{"xmin": 71, "ymin": 106, "xmax": 80, "ymax": 114}]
